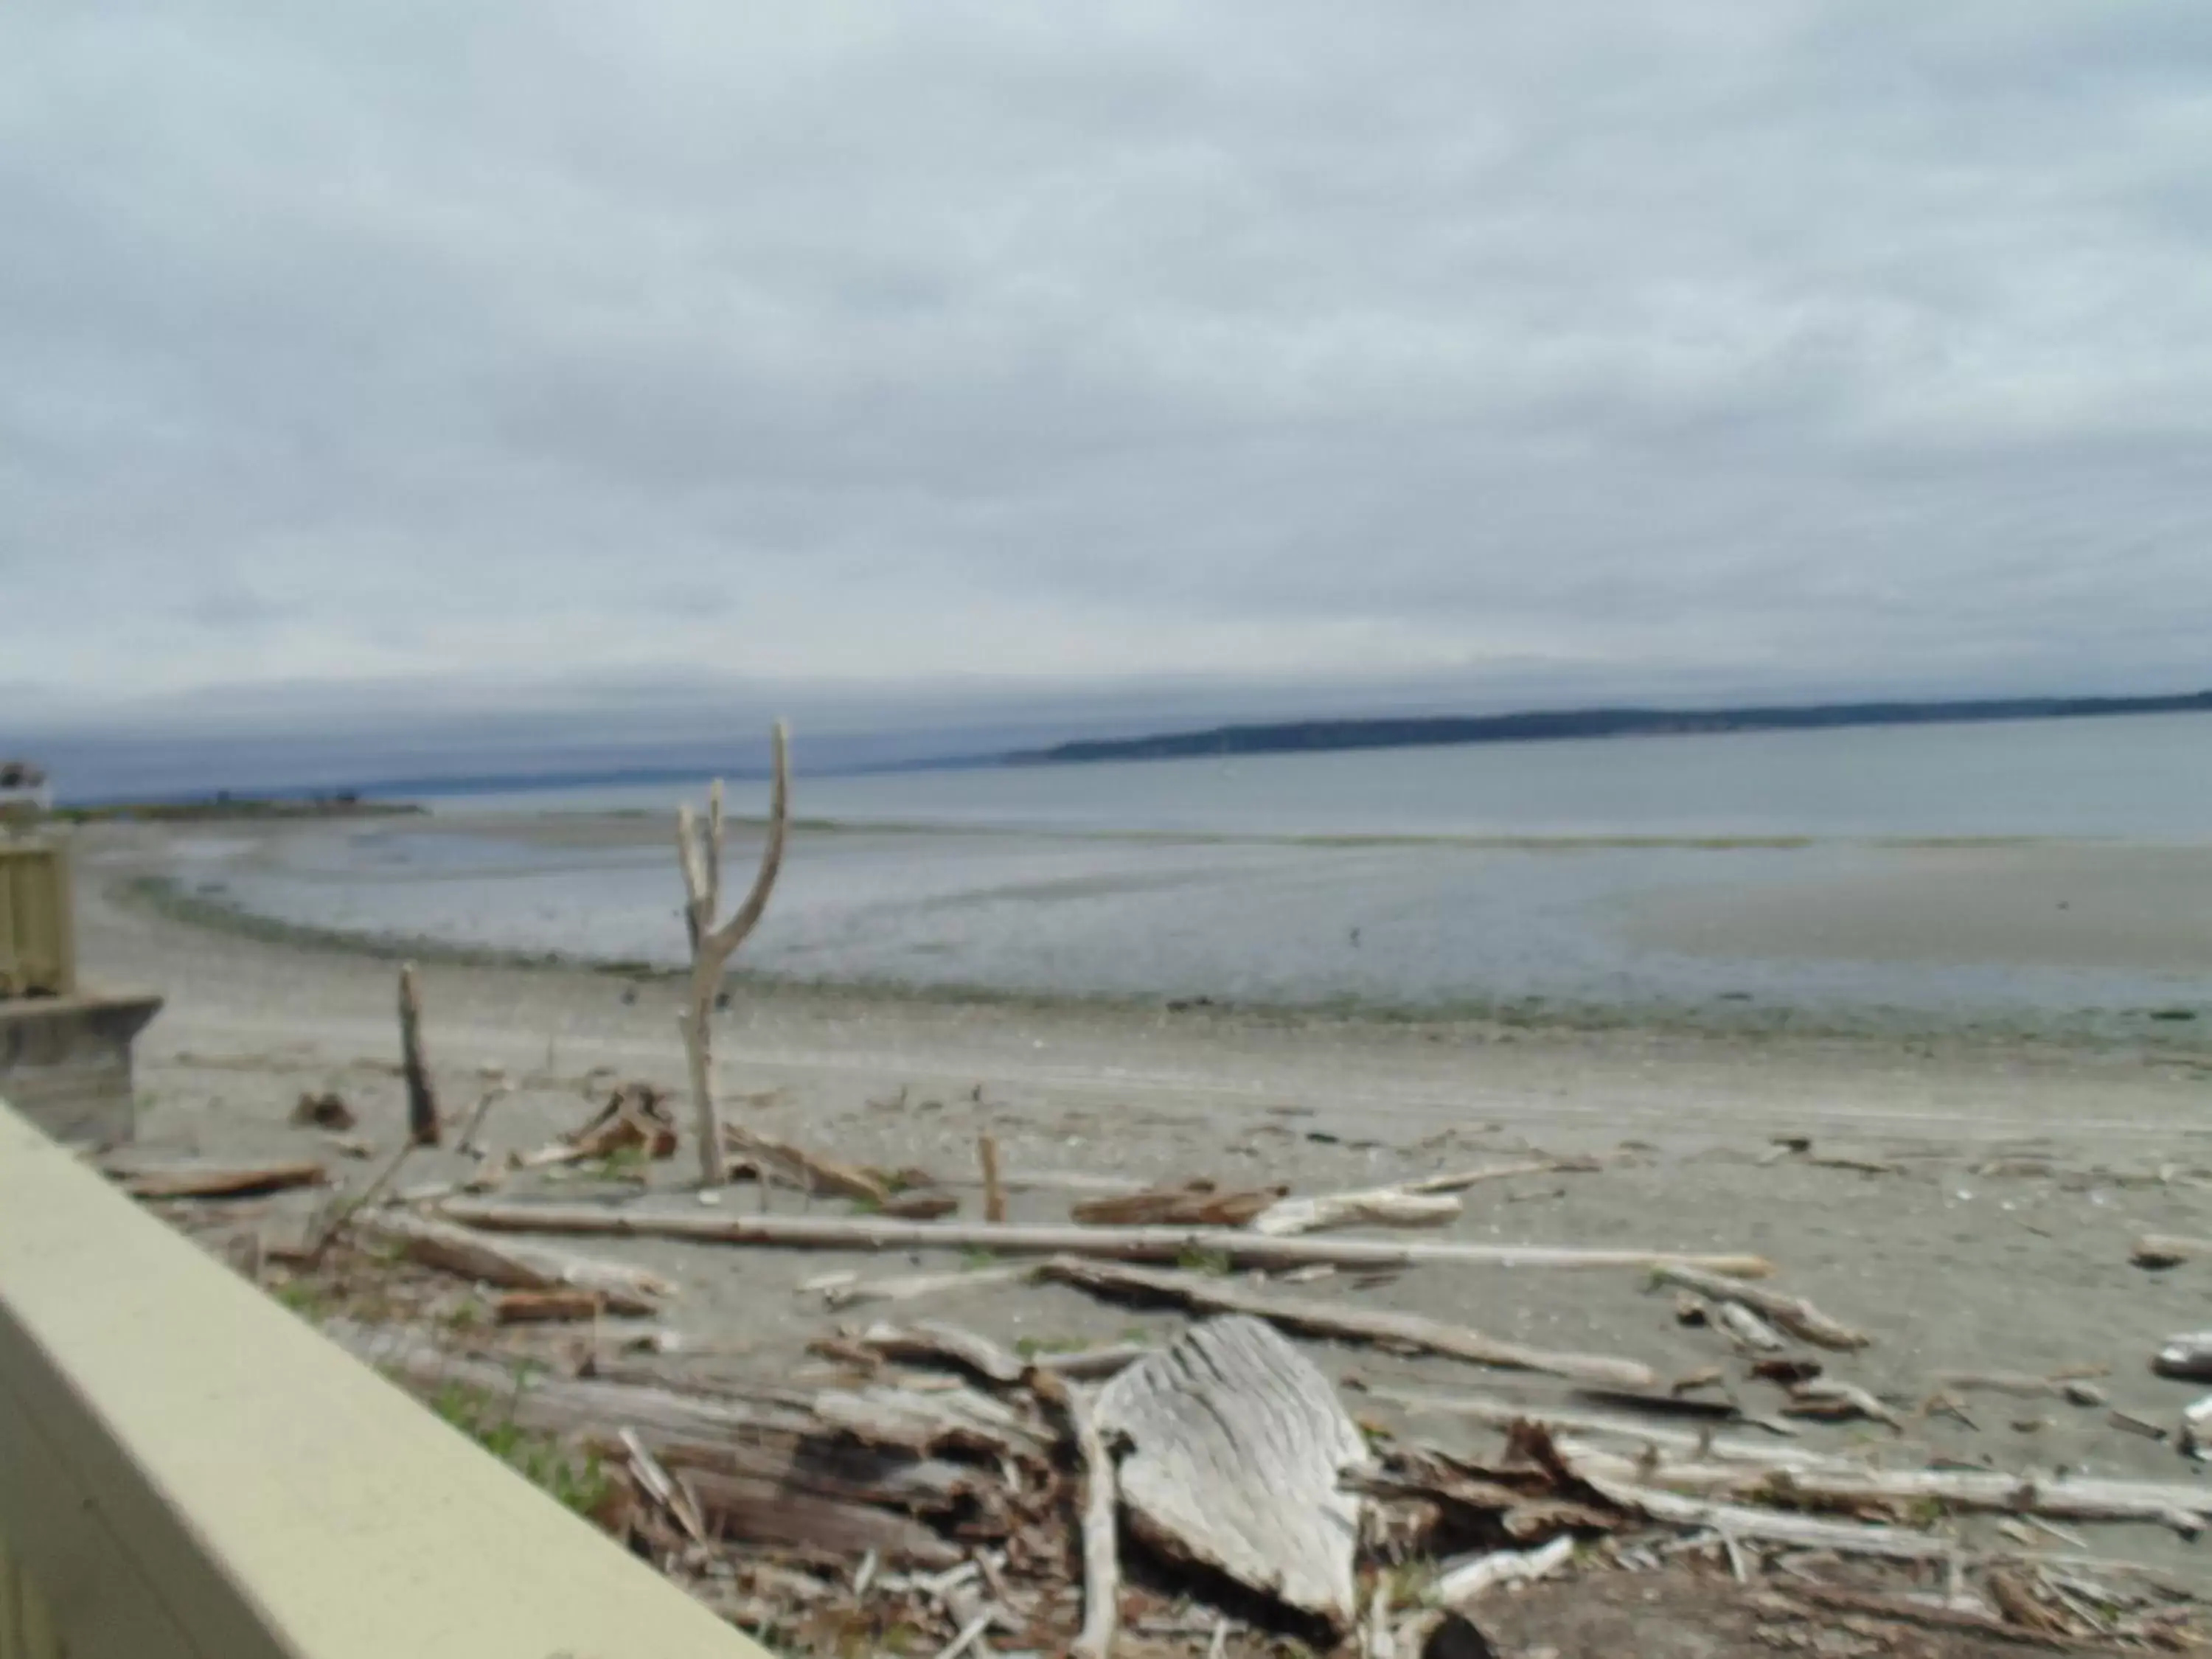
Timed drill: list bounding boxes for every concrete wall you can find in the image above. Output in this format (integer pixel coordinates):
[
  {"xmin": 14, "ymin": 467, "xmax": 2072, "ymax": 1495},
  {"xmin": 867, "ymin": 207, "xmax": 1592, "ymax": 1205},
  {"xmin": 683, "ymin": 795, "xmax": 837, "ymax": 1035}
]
[
  {"xmin": 0, "ymin": 993, "xmax": 159, "ymax": 1147},
  {"xmin": 0, "ymin": 1096, "xmax": 774, "ymax": 1659}
]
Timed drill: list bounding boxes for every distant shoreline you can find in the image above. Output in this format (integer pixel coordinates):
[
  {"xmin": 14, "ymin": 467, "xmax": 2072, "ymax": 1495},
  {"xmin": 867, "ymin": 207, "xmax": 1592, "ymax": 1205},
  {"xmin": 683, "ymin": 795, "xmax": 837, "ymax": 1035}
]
[{"xmin": 1010, "ymin": 690, "xmax": 2212, "ymax": 766}]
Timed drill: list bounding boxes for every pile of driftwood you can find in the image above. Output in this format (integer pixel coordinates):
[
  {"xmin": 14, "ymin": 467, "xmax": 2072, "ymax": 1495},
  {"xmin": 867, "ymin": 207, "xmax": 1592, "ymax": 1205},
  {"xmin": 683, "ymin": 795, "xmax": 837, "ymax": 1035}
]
[{"xmin": 119, "ymin": 1102, "xmax": 2212, "ymax": 1658}]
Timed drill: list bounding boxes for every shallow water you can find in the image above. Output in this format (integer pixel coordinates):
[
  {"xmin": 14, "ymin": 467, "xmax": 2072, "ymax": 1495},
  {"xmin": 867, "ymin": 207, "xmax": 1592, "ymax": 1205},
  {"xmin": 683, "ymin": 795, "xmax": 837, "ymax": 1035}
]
[{"xmin": 164, "ymin": 713, "xmax": 2212, "ymax": 1028}]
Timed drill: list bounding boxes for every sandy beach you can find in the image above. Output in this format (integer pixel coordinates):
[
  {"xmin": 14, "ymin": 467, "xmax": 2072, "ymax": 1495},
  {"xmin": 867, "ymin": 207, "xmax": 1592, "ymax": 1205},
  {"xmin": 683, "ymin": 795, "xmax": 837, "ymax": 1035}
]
[{"xmin": 60, "ymin": 820, "xmax": 2212, "ymax": 1604}]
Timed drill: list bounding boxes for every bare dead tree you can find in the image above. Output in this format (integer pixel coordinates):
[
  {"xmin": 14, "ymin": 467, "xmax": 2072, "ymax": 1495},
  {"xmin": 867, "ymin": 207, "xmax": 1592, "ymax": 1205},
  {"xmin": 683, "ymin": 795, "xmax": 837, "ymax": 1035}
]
[{"xmin": 675, "ymin": 722, "xmax": 790, "ymax": 1187}]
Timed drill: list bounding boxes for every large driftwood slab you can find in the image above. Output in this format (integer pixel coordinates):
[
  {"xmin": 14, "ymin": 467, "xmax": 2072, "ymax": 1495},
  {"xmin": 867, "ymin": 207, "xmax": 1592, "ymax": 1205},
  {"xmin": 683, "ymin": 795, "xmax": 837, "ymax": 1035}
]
[
  {"xmin": 1095, "ymin": 1316, "xmax": 1366, "ymax": 1632},
  {"xmin": 1652, "ymin": 1264, "xmax": 1867, "ymax": 1349},
  {"xmin": 358, "ymin": 1211, "xmax": 673, "ymax": 1315},
  {"xmin": 1043, "ymin": 1258, "xmax": 1659, "ymax": 1389},
  {"xmin": 439, "ymin": 1199, "xmax": 1772, "ymax": 1277},
  {"xmin": 1250, "ymin": 1186, "xmax": 1461, "ymax": 1237}
]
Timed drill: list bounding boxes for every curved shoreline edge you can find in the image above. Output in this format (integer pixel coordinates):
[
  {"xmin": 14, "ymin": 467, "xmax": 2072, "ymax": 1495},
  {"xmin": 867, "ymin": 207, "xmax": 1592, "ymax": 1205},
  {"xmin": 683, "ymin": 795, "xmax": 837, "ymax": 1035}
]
[{"xmin": 115, "ymin": 873, "xmax": 2212, "ymax": 1060}]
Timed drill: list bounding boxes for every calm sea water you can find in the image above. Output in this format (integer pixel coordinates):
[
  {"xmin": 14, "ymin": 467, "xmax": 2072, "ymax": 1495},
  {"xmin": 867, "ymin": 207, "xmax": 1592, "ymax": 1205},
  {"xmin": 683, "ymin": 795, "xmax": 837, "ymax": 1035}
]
[{"xmin": 176, "ymin": 714, "xmax": 2212, "ymax": 1030}]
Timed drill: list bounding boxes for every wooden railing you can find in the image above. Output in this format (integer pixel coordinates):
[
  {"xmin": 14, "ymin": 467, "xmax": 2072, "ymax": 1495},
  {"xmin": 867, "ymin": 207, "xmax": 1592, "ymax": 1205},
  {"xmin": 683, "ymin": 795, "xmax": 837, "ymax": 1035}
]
[{"xmin": 0, "ymin": 1096, "xmax": 772, "ymax": 1659}]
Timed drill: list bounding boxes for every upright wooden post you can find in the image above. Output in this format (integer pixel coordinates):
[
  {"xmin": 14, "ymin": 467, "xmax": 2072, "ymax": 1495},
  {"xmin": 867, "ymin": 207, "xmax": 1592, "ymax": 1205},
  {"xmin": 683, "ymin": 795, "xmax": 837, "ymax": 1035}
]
[
  {"xmin": 675, "ymin": 724, "xmax": 790, "ymax": 1189},
  {"xmin": 397, "ymin": 963, "xmax": 440, "ymax": 1147}
]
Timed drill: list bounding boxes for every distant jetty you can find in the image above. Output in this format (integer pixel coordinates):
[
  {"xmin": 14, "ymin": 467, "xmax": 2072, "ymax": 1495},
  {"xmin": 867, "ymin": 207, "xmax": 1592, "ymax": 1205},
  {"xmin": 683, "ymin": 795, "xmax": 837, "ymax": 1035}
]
[{"xmin": 1011, "ymin": 689, "xmax": 2212, "ymax": 767}]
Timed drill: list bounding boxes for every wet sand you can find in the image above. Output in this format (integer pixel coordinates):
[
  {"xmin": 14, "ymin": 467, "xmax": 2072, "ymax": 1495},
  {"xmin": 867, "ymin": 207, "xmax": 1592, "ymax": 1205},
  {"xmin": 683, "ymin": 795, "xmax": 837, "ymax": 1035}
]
[{"xmin": 57, "ymin": 825, "xmax": 2212, "ymax": 1586}]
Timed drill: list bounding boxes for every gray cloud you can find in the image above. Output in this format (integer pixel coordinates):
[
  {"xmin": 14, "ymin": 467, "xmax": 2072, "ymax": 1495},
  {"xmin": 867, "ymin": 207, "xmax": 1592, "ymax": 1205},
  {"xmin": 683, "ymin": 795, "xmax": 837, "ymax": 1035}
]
[{"xmin": 4, "ymin": 0, "xmax": 2211, "ymax": 727}]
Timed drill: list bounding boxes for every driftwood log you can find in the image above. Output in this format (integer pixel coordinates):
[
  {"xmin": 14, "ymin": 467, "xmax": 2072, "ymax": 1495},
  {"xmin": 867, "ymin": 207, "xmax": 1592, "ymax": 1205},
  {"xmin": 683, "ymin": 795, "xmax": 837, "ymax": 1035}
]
[
  {"xmin": 117, "ymin": 1158, "xmax": 328, "ymax": 1200},
  {"xmin": 1094, "ymin": 1315, "xmax": 1366, "ymax": 1632},
  {"xmin": 397, "ymin": 963, "xmax": 441, "ymax": 1147},
  {"xmin": 1564, "ymin": 1443, "xmax": 2212, "ymax": 1535},
  {"xmin": 357, "ymin": 1210, "xmax": 673, "ymax": 1315},
  {"xmin": 437, "ymin": 1200, "xmax": 1773, "ymax": 1278},
  {"xmin": 852, "ymin": 1321, "xmax": 1026, "ymax": 1388},
  {"xmin": 1073, "ymin": 1180, "xmax": 1284, "ymax": 1228},
  {"xmin": 1041, "ymin": 1258, "xmax": 1659, "ymax": 1389},
  {"xmin": 675, "ymin": 723, "xmax": 790, "ymax": 1187},
  {"xmin": 1651, "ymin": 1264, "xmax": 1866, "ymax": 1349},
  {"xmin": 1250, "ymin": 1185, "xmax": 1461, "ymax": 1237}
]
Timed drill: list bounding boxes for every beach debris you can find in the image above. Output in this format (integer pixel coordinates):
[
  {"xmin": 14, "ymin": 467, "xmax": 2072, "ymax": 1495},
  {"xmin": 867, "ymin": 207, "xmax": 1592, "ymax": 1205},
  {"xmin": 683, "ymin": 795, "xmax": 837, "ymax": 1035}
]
[
  {"xmin": 2183, "ymin": 1396, "xmax": 2212, "ymax": 1462},
  {"xmin": 1747, "ymin": 1355, "xmax": 1822, "ymax": 1385},
  {"xmin": 721, "ymin": 1121, "xmax": 894, "ymax": 1204},
  {"xmin": 2109, "ymin": 1408, "xmax": 2171, "ymax": 1442},
  {"xmin": 1649, "ymin": 1265, "xmax": 1865, "ymax": 1350},
  {"xmin": 290, "ymin": 1090, "xmax": 356, "ymax": 1130},
  {"xmin": 322, "ymin": 1133, "xmax": 375, "ymax": 1159},
  {"xmin": 2153, "ymin": 1331, "xmax": 2212, "ymax": 1381},
  {"xmin": 115, "ymin": 1156, "xmax": 328, "ymax": 1200},
  {"xmin": 1672, "ymin": 1293, "xmax": 1708, "ymax": 1326},
  {"xmin": 1712, "ymin": 1301, "xmax": 1789, "ymax": 1354},
  {"xmin": 821, "ymin": 1261, "xmax": 1035, "ymax": 1310},
  {"xmin": 979, "ymin": 1134, "xmax": 1007, "ymax": 1223},
  {"xmin": 619, "ymin": 1426, "xmax": 709, "ymax": 1545},
  {"xmin": 1934, "ymin": 1368, "xmax": 2108, "ymax": 1405},
  {"xmin": 1031, "ymin": 1368, "xmax": 1121, "ymax": 1659},
  {"xmin": 1072, "ymin": 1179, "xmax": 1284, "ymax": 1228},
  {"xmin": 453, "ymin": 1074, "xmax": 515, "ymax": 1155},
  {"xmin": 397, "ymin": 962, "xmax": 442, "ymax": 1147},
  {"xmin": 1563, "ymin": 1438, "xmax": 2212, "ymax": 1534},
  {"xmin": 529, "ymin": 1082, "xmax": 681, "ymax": 1167},
  {"xmin": 1040, "ymin": 1257, "xmax": 1660, "ymax": 1388},
  {"xmin": 1095, "ymin": 1315, "xmax": 1366, "ymax": 1631},
  {"xmin": 1431, "ymin": 1534, "xmax": 1576, "ymax": 1610},
  {"xmin": 494, "ymin": 1287, "xmax": 619, "ymax": 1324},
  {"xmin": 878, "ymin": 1190, "xmax": 961, "ymax": 1220},
  {"xmin": 1781, "ymin": 1378, "xmax": 1904, "ymax": 1431},
  {"xmin": 2132, "ymin": 1233, "xmax": 2212, "ymax": 1269},
  {"xmin": 1251, "ymin": 1183, "xmax": 1463, "ymax": 1237},
  {"xmin": 357, "ymin": 1209, "xmax": 672, "ymax": 1314},
  {"xmin": 674, "ymin": 722, "xmax": 791, "ymax": 1188},
  {"xmin": 437, "ymin": 1197, "xmax": 1776, "ymax": 1277},
  {"xmin": 1401, "ymin": 1158, "xmax": 1604, "ymax": 1193},
  {"xmin": 851, "ymin": 1321, "xmax": 1028, "ymax": 1388}
]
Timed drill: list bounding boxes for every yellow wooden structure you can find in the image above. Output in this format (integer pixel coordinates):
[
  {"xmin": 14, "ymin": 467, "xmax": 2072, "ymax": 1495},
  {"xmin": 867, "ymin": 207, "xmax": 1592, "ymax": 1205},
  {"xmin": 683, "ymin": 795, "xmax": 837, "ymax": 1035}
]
[{"xmin": 0, "ymin": 839, "xmax": 75, "ymax": 999}]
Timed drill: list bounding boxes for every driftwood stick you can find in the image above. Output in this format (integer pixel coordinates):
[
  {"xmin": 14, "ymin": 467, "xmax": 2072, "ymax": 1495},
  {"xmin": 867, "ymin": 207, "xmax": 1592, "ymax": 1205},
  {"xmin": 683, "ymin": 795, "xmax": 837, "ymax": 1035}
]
[
  {"xmin": 1652, "ymin": 1264, "xmax": 1866, "ymax": 1349},
  {"xmin": 397, "ymin": 963, "xmax": 441, "ymax": 1147},
  {"xmin": 1034, "ymin": 1371, "xmax": 1119, "ymax": 1659},
  {"xmin": 1403, "ymin": 1158, "xmax": 1601, "ymax": 1194},
  {"xmin": 454, "ymin": 1078, "xmax": 513, "ymax": 1157},
  {"xmin": 677, "ymin": 723, "xmax": 790, "ymax": 1189},
  {"xmin": 1576, "ymin": 1469, "xmax": 1951, "ymax": 1561},
  {"xmin": 1565, "ymin": 1444, "xmax": 2212, "ymax": 1535},
  {"xmin": 437, "ymin": 1200, "xmax": 1774, "ymax": 1278},
  {"xmin": 358, "ymin": 1210, "xmax": 672, "ymax": 1313},
  {"xmin": 978, "ymin": 1135, "xmax": 1006, "ymax": 1224},
  {"xmin": 823, "ymin": 1262, "xmax": 1034, "ymax": 1310},
  {"xmin": 621, "ymin": 1427, "xmax": 709, "ymax": 1544},
  {"xmin": 299, "ymin": 1138, "xmax": 416, "ymax": 1265},
  {"xmin": 1042, "ymin": 1258, "xmax": 1658, "ymax": 1388}
]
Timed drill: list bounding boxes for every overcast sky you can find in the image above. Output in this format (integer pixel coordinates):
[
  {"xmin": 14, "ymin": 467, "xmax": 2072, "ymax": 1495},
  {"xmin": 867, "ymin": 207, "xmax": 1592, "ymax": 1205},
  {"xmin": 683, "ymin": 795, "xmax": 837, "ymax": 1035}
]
[{"xmin": 6, "ymin": 1, "xmax": 2211, "ymax": 742}]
